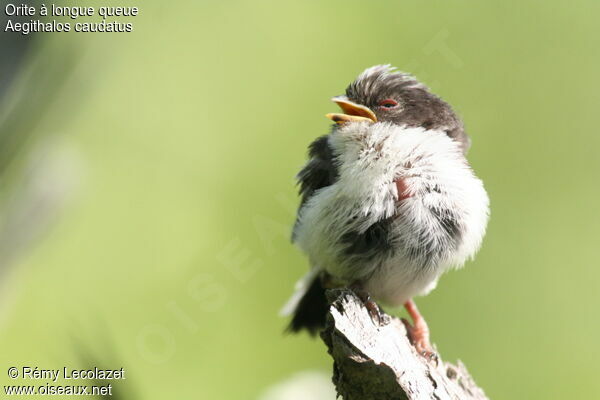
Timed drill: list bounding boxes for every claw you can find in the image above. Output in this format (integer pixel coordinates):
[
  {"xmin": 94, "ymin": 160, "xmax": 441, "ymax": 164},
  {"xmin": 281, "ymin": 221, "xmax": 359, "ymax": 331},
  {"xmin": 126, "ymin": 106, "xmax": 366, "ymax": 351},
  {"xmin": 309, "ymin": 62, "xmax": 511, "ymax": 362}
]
[
  {"xmin": 402, "ymin": 300, "xmax": 438, "ymax": 363},
  {"xmin": 349, "ymin": 284, "xmax": 388, "ymax": 327},
  {"xmin": 365, "ymin": 298, "xmax": 384, "ymax": 326}
]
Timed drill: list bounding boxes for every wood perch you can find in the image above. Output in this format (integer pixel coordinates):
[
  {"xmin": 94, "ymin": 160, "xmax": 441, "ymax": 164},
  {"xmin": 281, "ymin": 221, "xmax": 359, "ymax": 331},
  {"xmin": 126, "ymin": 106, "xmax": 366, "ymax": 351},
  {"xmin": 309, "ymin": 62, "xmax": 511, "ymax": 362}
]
[{"xmin": 320, "ymin": 289, "xmax": 489, "ymax": 400}]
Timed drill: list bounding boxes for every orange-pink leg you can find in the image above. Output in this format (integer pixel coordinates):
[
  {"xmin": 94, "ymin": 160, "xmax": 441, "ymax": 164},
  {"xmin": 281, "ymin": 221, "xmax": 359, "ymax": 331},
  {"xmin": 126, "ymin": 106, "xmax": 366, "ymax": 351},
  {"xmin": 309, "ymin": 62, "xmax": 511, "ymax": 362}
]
[{"xmin": 401, "ymin": 299, "xmax": 437, "ymax": 360}]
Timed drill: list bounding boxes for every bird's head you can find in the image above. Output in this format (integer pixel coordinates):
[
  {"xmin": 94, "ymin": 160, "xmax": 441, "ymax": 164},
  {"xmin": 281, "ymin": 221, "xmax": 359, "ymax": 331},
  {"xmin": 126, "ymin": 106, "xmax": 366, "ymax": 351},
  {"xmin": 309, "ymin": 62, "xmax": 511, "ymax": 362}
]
[{"xmin": 326, "ymin": 65, "xmax": 470, "ymax": 154}]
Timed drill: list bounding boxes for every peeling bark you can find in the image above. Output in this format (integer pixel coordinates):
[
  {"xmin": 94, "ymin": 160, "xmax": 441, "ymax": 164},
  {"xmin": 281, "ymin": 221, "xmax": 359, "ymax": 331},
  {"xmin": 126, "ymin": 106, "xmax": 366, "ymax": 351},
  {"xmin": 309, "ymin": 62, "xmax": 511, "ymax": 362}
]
[{"xmin": 320, "ymin": 289, "xmax": 489, "ymax": 400}]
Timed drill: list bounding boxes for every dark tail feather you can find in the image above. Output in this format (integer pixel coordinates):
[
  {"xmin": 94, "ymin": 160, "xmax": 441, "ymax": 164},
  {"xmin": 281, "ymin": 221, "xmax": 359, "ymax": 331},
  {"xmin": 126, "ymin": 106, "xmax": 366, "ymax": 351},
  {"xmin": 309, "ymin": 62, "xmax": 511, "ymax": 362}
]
[{"xmin": 287, "ymin": 275, "xmax": 329, "ymax": 335}]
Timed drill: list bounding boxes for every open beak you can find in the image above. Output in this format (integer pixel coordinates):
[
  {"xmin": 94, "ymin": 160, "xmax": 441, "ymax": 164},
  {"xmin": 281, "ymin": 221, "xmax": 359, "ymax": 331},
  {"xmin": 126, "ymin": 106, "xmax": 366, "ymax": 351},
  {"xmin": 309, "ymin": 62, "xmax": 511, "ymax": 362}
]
[{"xmin": 326, "ymin": 96, "xmax": 377, "ymax": 124}]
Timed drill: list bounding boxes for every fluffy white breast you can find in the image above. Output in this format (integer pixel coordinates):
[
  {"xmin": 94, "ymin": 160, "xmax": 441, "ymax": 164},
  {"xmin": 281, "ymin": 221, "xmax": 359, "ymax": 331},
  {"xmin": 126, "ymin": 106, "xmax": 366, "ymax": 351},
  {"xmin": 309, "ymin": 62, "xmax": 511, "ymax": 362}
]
[{"xmin": 294, "ymin": 122, "xmax": 489, "ymax": 303}]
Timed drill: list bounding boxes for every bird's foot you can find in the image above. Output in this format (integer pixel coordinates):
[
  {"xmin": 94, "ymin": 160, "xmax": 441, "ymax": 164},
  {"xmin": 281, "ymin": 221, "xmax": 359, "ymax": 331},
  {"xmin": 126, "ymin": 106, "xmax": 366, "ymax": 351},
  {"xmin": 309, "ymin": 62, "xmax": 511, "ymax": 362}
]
[
  {"xmin": 349, "ymin": 284, "xmax": 389, "ymax": 327},
  {"xmin": 401, "ymin": 318, "xmax": 438, "ymax": 362},
  {"xmin": 402, "ymin": 299, "xmax": 439, "ymax": 363}
]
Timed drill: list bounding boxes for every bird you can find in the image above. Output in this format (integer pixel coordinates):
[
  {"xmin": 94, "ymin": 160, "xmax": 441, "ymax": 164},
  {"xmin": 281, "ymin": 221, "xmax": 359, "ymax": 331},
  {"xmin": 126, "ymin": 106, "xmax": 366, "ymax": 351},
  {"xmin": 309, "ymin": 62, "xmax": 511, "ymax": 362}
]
[{"xmin": 281, "ymin": 65, "xmax": 489, "ymax": 357}]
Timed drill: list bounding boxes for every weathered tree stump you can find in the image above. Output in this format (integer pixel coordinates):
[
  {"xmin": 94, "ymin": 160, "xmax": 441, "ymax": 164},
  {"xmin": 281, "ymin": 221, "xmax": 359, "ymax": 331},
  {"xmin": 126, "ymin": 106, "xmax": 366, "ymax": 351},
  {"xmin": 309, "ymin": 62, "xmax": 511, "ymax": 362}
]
[{"xmin": 320, "ymin": 289, "xmax": 489, "ymax": 400}]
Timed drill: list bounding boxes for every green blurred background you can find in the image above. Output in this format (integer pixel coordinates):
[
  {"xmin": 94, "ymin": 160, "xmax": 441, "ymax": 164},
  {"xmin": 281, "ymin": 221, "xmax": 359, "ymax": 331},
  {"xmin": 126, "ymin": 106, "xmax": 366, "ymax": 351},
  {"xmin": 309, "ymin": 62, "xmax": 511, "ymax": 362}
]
[{"xmin": 1, "ymin": 0, "xmax": 600, "ymax": 398}]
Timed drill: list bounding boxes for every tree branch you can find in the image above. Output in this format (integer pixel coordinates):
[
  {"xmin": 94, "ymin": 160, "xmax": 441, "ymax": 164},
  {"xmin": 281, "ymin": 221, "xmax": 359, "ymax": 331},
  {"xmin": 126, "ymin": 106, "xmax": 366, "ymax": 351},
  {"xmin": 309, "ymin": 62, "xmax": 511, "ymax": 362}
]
[{"xmin": 320, "ymin": 289, "xmax": 489, "ymax": 400}]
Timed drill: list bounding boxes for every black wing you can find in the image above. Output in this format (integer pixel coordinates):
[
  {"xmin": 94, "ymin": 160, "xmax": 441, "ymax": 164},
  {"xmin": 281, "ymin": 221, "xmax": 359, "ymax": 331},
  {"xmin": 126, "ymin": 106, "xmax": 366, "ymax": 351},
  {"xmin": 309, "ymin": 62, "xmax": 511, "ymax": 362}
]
[
  {"xmin": 291, "ymin": 135, "xmax": 338, "ymax": 241},
  {"xmin": 287, "ymin": 135, "xmax": 338, "ymax": 335}
]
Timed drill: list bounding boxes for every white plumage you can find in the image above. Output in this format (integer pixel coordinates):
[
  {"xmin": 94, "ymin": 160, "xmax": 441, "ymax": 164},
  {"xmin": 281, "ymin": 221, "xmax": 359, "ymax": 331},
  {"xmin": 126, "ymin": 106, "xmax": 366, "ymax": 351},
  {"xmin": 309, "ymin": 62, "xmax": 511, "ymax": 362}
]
[{"xmin": 288, "ymin": 121, "xmax": 489, "ymax": 309}]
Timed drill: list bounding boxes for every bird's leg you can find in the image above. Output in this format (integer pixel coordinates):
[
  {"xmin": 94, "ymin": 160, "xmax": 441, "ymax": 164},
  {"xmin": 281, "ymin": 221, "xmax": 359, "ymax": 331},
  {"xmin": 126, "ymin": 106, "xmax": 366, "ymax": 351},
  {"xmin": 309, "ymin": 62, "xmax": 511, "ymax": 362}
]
[
  {"xmin": 348, "ymin": 282, "xmax": 386, "ymax": 326},
  {"xmin": 401, "ymin": 299, "xmax": 438, "ymax": 362}
]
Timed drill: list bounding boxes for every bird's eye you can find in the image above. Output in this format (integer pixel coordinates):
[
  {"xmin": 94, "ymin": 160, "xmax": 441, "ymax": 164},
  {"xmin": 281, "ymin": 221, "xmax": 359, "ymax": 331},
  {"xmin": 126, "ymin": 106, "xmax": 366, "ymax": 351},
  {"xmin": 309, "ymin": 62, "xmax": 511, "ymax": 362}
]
[{"xmin": 379, "ymin": 99, "xmax": 399, "ymax": 109}]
